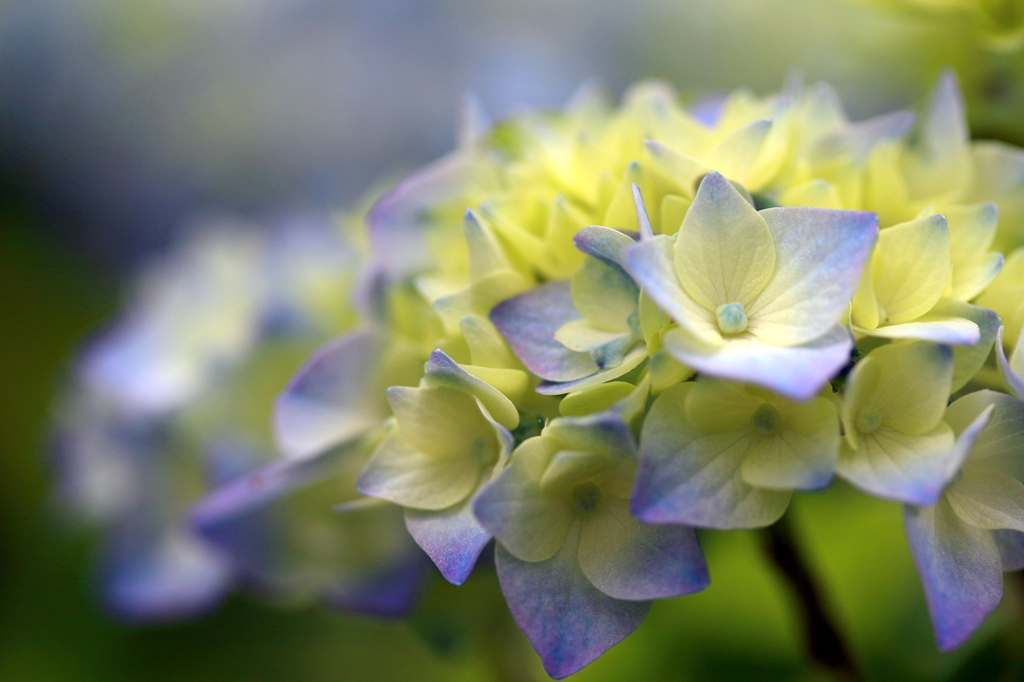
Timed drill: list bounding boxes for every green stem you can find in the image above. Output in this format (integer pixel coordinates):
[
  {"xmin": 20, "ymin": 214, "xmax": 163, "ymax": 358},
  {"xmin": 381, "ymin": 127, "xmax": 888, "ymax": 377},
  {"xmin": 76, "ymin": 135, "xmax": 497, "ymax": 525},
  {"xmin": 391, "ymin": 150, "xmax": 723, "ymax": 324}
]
[{"xmin": 761, "ymin": 510, "xmax": 861, "ymax": 681}]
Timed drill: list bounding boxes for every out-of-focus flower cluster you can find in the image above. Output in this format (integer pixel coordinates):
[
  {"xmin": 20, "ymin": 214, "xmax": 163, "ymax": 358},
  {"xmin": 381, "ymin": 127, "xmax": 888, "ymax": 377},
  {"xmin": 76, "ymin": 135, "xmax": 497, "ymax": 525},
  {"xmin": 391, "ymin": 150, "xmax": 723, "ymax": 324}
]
[
  {"xmin": 54, "ymin": 213, "xmax": 428, "ymax": 622},
  {"xmin": 56, "ymin": 71, "xmax": 1024, "ymax": 678}
]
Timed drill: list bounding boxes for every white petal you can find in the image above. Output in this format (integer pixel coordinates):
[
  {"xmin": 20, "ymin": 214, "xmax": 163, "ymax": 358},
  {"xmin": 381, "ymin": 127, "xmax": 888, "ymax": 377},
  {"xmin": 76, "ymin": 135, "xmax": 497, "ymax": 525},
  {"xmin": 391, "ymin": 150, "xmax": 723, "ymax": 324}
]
[
  {"xmin": 746, "ymin": 207, "xmax": 878, "ymax": 346},
  {"xmin": 855, "ymin": 316, "xmax": 979, "ymax": 345},
  {"xmin": 837, "ymin": 424, "xmax": 955, "ymax": 505},
  {"xmin": 632, "ymin": 384, "xmax": 791, "ymax": 529},
  {"xmin": 624, "ymin": 235, "xmax": 721, "ymax": 346},
  {"xmin": 947, "ymin": 471, "xmax": 1024, "ymax": 532},
  {"xmin": 662, "ymin": 324, "xmax": 852, "ymax": 402},
  {"xmin": 357, "ymin": 432, "xmax": 482, "ymax": 511},
  {"xmin": 674, "ymin": 171, "xmax": 775, "ymax": 310}
]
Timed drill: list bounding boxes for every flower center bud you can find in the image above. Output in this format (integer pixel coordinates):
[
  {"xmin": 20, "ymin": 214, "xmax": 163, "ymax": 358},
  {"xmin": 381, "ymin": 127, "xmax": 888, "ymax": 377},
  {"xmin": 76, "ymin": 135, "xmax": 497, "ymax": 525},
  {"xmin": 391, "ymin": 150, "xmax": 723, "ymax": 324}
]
[
  {"xmin": 750, "ymin": 403, "xmax": 783, "ymax": 435},
  {"xmin": 572, "ymin": 481, "xmax": 603, "ymax": 514},
  {"xmin": 715, "ymin": 302, "xmax": 748, "ymax": 335},
  {"xmin": 856, "ymin": 408, "xmax": 882, "ymax": 434}
]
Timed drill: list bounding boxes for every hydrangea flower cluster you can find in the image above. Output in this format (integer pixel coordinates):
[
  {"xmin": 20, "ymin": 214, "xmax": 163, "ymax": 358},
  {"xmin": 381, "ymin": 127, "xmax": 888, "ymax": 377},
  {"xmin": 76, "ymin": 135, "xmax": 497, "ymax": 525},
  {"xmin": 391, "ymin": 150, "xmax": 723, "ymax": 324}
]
[{"xmin": 57, "ymin": 70, "xmax": 1024, "ymax": 678}]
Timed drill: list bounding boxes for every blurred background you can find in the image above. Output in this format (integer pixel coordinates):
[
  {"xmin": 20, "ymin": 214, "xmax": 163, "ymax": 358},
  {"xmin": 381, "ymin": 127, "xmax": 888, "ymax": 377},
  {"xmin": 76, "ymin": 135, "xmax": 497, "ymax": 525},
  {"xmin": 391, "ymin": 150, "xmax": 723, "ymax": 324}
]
[{"xmin": 5, "ymin": 0, "xmax": 1024, "ymax": 680}]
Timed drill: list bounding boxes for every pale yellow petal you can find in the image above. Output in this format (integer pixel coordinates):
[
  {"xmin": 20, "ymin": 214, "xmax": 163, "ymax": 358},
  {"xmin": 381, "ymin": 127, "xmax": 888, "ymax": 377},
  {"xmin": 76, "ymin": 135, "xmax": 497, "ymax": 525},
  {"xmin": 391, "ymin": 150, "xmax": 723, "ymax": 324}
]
[
  {"xmin": 674, "ymin": 172, "xmax": 775, "ymax": 310},
  {"xmin": 873, "ymin": 215, "xmax": 951, "ymax": 324}
]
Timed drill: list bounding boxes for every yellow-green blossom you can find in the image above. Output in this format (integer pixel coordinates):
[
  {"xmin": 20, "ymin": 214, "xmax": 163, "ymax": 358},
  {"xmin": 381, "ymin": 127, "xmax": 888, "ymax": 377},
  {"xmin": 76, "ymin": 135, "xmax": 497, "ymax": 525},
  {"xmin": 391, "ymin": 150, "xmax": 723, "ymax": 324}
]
[
  {"xmin": 977, "ymin": 247, "xmax": 1024, "ymax": 349},
  {"xmin": 356, "ymin": 351, "xmax": 516, "ymax": 585},
  {"xmin": 837, "ymin": 342, "xmax": 960, "ymax": 504},
  {"xmin": 625, "ymin": 172, "xmax": 877, "ymax": 400},
  {"xmin": 632, "ymin": 377, "xmax": 839, "ymax": 528},
  {"xmin": 474, "ymin": 412, "xmax": 707, "ymax": 678},
  {"xmin": 851, "ymin": 214, "xmax": 981, "ymax": 344}
]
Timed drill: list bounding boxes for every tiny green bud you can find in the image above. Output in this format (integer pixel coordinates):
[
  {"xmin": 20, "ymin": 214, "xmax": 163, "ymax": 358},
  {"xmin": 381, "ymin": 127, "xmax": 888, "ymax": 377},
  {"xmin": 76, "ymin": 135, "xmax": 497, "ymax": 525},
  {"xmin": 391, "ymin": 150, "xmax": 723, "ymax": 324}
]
[
  {"xmin": 572, "ymin": 481, "xmax": 603, "ymax": 514},
  {"xmin": 750, "ymin": 402, "xmax": 783, "ymax": 435},
  {"xmin": 856, "ymin": 408, "xmax": 882, "ymax": 434},
  {"xmin": 716, "ymin": 302, "xmax": 749, "ymax": 335}
]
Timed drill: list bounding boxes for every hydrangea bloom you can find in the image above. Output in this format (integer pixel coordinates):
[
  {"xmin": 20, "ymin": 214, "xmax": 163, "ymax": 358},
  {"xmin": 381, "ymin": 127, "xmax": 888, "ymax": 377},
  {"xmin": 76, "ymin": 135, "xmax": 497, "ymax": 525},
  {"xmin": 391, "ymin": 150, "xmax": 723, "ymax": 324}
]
[
  {"xmin": 850, "ymin": 214, "xmax": 982, "ymax": 344},
  {"xmin": 261, "ymin": 72, "xmax": 1024, "ymax": 672},
  {"xmin": 474, "ymin": 412, "xmax": 708, "ymax": 678},
  {"xmin": 632, "ymin": 377, "xmax": 839, "ymax": 529},
  {"xmin": 836, "ymin": 342, "xmax": 959, "ymax": 504},
  {"xmin": 60, "ymin": 68, "xmax": 1024, "ymax": 675},
  {"xmin": 624, "ymin": 171, "xmax": 876, "ymax": 400},
  {"xmin": 356, "ymin": 350, "xmax": 517, "ymax": 585}
]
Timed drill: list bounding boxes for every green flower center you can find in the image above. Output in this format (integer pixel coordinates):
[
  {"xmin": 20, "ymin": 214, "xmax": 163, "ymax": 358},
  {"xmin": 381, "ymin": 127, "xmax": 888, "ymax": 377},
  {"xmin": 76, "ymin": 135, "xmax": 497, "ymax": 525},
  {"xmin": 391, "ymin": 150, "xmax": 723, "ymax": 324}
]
[
  {"xmin": 469, "ymin": 435, "xmax": 498, "ymax": 466},
  {"xmin": 750, "ymin": 403, "xmax": 783, "ymax": 435},
  {"xmin": 572, "ymin": 481, "xmax": 603, "ymax": 514},
  {"xmin": 856, "ymin": 408, "xmax": 882, "ymax": 434},
  {"xmin": 715, "ymin": 302, "xmax": 748, "ymax": 335}
]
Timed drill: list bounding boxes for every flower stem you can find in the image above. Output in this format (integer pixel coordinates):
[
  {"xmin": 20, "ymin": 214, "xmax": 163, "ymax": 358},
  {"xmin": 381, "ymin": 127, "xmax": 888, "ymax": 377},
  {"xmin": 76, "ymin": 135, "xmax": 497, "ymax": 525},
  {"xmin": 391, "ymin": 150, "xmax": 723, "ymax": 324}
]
[{"xmin": 761, "ymin": 510, "xmax": 861, "ymax": 681}]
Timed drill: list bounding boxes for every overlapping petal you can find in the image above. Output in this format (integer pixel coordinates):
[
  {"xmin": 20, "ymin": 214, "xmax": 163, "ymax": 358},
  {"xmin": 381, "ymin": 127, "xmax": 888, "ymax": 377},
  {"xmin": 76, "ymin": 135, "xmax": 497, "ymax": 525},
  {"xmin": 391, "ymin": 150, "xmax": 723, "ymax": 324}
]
[
  {"xmin": 491, "ymin": 281, "xmax": 600, "ymax": 382},
  {"xmin": 632, "ymin": 383, "xmax": 792, "ymax": 528},
  {"xmin": 838, "ymin": 424, "xmax": 955, "ymax": 505},
  {"xmin": 405, "ymin": 496, "xmax": 492, "ymax": 586},
  {"xmin": 946, "ymin": 471, "xmax": 1024, "ymax": 532},
  {"xmin": 745, "ymin": 206, "xmax": 877, "ymax": 345},
  {"xmin": 904, "ymin": 499, "xmax": 1003, "ymax": 651},
  {"xmin": 577, "ymin": 496, "xmax": 708, "ymax": 600},
  {"xmin": 673, "ymin": 171, "xmax": 776, "ymax": 310},
  {"xmin": 273, "ymin": 329, "xmax": 392, "ymax": 460},
  {"xmin": 838, "ymin": 342, "xmax": 957, "ymax": 504},
  {"xmin": 495, "ymin": 529, "xmax": 650, "ymax": 680},
  {"xmin": 624, "ymin": 234, "xmax": 722, "ymax": 346},
  {"xmin": 662, "ymin": 324, "xmax": 854, "ymax": 402},
  {"xmin": 868, "ymin": 215, "xmax": 951, "ymax": 325},
  {"xmin": 357, "ymin": 428, "xmax": 484, "ymax": 510},
  {"xmin": 473, "ymin": 436, "xmax": 575, "ymax": 563}
]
